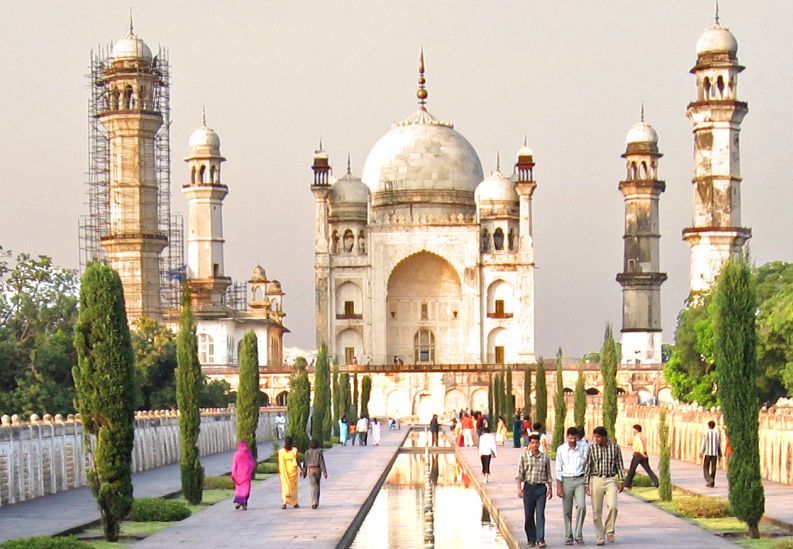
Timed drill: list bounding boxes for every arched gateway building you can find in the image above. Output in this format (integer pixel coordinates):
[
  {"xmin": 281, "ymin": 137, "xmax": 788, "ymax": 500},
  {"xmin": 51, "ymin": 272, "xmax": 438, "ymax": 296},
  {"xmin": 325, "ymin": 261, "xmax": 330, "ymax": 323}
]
[{"xmin": 311, "ymin": 54, "xmax": 537, "ymax": 418}]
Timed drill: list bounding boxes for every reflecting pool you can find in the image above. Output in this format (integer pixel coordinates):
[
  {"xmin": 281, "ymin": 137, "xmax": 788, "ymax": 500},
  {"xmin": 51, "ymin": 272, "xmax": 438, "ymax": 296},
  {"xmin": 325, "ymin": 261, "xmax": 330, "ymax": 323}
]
[{"xmin": 349, "ymin": 452, "xmax": 508, "ymax": 548}]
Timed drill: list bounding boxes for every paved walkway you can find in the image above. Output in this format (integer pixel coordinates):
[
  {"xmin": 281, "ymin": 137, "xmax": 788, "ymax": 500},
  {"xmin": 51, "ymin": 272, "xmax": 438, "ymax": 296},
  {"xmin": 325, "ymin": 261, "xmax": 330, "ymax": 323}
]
[
  {"xmin": 0, "ymin": 442, "xmax": 271, "ymax": 543},
  {"xmin": 457, "ymin": 442, "xmax": 736, "ymax": 549},
  {"xmin": 621, "ymin": 447, "xmax": 793, "ymax": 529},
  {"xmin": 136, "ymin": 429, "xmax": 405, "ymax": 548}
]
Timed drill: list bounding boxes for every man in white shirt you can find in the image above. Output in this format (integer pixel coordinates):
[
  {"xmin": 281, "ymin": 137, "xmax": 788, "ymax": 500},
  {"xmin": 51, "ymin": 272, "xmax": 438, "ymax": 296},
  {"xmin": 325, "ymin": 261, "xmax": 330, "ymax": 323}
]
[
  {"xmin": 274, "ymin": 412, "xmax": 286, "ymax": 440},
  {"xmin": 556, "ymin": 427, "xmax": 589, "ymax": 545},
  {"xmin": 356, "ymin": 416, "xmax": 369, "ymax": 446}
]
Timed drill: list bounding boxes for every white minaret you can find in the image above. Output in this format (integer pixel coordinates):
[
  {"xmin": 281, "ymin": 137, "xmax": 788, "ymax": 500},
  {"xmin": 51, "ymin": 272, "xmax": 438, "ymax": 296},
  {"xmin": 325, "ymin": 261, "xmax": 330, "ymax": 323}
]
[
  {"xmin": 617, "ymin": 116, "xmax": 667, "ymax": 365},
  {"xmin": 513, "ymin": 141, "xmax": 537, "ymax": 363},
  {"xmin": 99, "ymin": 22, "xmax": 166, "ymax": 321},
  {"xmin": 183, "ymin": 114, "xmax": 230, "ymax": 315},
  {"xmin": 683, "ymin": 14, "xmax": 751, "ymax": 295},
  {"xmin": 310, "ymin": 145, "xmax": 332, "ymax": 347}
]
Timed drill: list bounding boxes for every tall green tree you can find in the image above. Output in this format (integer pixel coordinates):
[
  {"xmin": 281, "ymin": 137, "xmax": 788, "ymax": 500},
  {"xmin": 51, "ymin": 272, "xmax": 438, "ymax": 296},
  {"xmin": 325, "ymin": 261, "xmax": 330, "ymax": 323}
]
[
  {"xmin": 600, "ymin": 325, "xmax": 618, "ymax": 437},
  {"xmin": 72, "ymin": 263, "xmax": 135, "ymax": 542},
  {"xmin": 523, "ymin": 368, "xmax": 532, "ymax": 420},
  {"xmin": 505, "ymin": 366, "xmax": 514, "ymax": 422},
  {"xmin": 332, "ymin": 362, "xmax": 341, "ymax": 435},
  {"xmin": 494, "ymin": 373, "xmax": 503, "ymax": 419},
  {"xmin": 131, "ymin": 317, "xmax": 177, "ymax": 410},
  {"xmin": 236, "ymin": 331, "xmax": 260, "ymax": 460},
  {"xmin": 755, "ymin": 261, "xmax": 793, "ymax": 402},
  {"xmin": 658, "ymin": 409, "xmax": 672, "ymax": 501},
  {"xmin": 488, "ymin": 373, "xmax": 495, "ymax": 421},
  {"xmin": 352, "ymin": 373, "xmax": 359, "ymax": 421},
  {"xmin": 574, "ymin": 361, "xmax": 587, "ymax": 429},
  {"xmin": 287, "ymin": 358, "xmax": 311, "ymax": 452},
  {"xmin": 175, "ymin": 290, "xmax": 203, "ymax": 504},
  {"xmin": 311, "ymin": 343, "xmax": 331, "ymax": 443},
  {"xmin": 552, "ymin": 347, "xmax": 567, "ymax": 450},
  {"xmin": 713, "ymin": 258, "xmax": 765, "ymax": 538},
  {"xmin": 535, "ymin": 357, "xmax": 547, "ymax": 429},
  {"xmin": 338, "ymin": 371, "xmax": 351, "ymax": 425},
  {"xmin": 0, "ymin": 249, "xmax": 78, "ymax": 416},
  {"xmin": 360, "ymin": 375, "xmax": 372, "ymax": 418}
]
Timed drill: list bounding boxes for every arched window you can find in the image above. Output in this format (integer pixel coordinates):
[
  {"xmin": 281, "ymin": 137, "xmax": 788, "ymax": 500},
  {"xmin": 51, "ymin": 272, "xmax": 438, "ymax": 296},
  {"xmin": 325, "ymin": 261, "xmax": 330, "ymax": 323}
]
[
  {"xmin": 331, "ymin": 230, "xmax": 339, "ymax": 253},
  {"xmin": 343, "ymin": 230, "xmax": 355, "ymax": 252},
  {"xmin": 139, "ymin": 86, "xmax": 146, "ymax": 109},
  {"xmin": 124, "ymin": 85, "xmax": 134, "ymax": 110},
  {"xmin": 358, "ymin": 230, "xmax": 366, "ymax": 254},
  {"xmin": 481, "ymin": 229, "xmax": 490, "ymax": 252},
  {"xmin": 630, "ymin": 162, "xmax": 638, "ymax": 180},
  {"xmin": 703, "ymin": 77, "xmax": 711, "ymax": 100},
  {"xmin": 414, "ymin": 329, "xmax": 435, "ymax": 364},
  {"xmin": 493, "ymin": 228, "xmax": 504, "ymax": 251},
  {"xmin": 198, "ymin": 333, "xmax": 215, "ymax": 364},
  {"xmin": 716, "ymin": 75, "xmax": 725, "ymax": 99},
  {"xmin": 275, "ymin": 391, "xmax": 289, "ymax": 407},
  {"xmin": 640, "ymin": 161, "xmax": 648, "ymax": 179},
  {"xmin": 508, "ymin": 228, "xmax": 516, "ymax": 251},
  {"xmin": 210, "ymin": 165, "xmax": 217, "ymax": 184},
  {"xmin": 111, "ymin": 88, "xmax": 120, "ymax": 110},
  {"xmin": 190, "ymin": 167, "xmax": 196, "ymax": 184},
  {"xmin": 199, "ymin": 165, "xmax": 206, "ymax": 183}
]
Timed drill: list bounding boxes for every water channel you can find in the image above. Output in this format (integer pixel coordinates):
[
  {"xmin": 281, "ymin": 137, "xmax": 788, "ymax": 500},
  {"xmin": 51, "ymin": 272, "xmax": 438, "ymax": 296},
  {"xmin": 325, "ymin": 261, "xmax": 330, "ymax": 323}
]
[{"xmin": 349, "ymin": 430, "xmax": 509, "ymax": 549}]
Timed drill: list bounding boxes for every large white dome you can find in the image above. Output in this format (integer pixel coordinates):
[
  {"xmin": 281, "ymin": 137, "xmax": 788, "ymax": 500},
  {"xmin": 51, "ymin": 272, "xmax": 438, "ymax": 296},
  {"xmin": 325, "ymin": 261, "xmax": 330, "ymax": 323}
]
[
  {"xmin": 361, "ymin": 108, "xmax": 483, "ymax": 194},
  {"xmin": 696, "ymin": 25, "xmax": 738, "ymax": 56}
]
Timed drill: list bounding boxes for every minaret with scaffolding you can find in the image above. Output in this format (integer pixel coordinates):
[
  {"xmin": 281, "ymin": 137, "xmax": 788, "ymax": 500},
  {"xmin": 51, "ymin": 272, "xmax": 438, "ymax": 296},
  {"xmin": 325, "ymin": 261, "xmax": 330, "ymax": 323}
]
[{"xmin": 79, "ymin": 19, "xmax": 183, "ymax": 324}]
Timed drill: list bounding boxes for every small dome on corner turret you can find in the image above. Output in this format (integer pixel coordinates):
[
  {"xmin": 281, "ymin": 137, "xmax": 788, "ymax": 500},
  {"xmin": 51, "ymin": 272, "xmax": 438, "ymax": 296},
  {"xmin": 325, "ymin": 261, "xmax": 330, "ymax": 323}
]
[
  {"xmin": 189, "ymin": 125, "xmax": 220, "ymax": 150},
  {"xmin": 626, "ymin": 121, "xmax": 658, "ymax": 145},
  {"xmin": 475, "ymin": 171, "xmax": 518, "ymax": 203},
  {"xmin": 250, "ymin": 265, "xmax": 267, "ymax": 283},
  {"xmin": 111, "ymin": 29, "xmax": 152, "ymax": 61},
  {"xmin": 696, "ymin": 24, "xmax": 738, "ymax": 56}
]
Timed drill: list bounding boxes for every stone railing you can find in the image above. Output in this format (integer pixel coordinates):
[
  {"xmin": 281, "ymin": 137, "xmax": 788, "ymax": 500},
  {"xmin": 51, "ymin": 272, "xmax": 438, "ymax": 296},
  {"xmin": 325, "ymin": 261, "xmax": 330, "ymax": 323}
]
[
  {"xmin": 544, "ymin": 399, "xmax": 793, "ymax": 485},
  {"xmin": 0, "ymin": 408, "xmax": 284, "ymax": 506}
]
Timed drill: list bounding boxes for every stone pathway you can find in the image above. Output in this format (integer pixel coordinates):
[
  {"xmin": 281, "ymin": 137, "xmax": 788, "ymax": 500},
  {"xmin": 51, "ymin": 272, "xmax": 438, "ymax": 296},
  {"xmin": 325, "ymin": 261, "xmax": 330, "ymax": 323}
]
[
  {"xmin": 621, "ymin": 447, "xmax": 793, "ymax": 529},
  {"xmin": 0, "ymin": 442, "xmax": 271, "ymax": 543},
  {"xmin": 457, "ymin": 443, "xmax": 736, "ymax": 549},
  {"xmin": 136, "ymin": 429, "xmax": 405, "ymax": 548}
]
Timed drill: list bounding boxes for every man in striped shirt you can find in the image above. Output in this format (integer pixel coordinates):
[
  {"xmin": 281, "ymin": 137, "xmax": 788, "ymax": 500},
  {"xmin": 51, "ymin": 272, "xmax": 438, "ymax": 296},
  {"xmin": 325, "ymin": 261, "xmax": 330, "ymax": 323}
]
[
  {"xmin": 584, "ymin": 426, "xmax": 624, "ymax": 546},
  {"xmin": 700, "ymin": 420, "xmax": 722, "ymax": 488}
]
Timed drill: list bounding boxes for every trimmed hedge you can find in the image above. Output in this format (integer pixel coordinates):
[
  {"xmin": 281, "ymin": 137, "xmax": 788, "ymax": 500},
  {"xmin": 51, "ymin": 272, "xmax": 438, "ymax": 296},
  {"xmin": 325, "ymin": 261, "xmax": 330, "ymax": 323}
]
[
  {"xmin": 631, "ymin": 474, "xmax": 655, "ymax": 488},
  {"xmin": 323, "ymin": 440, "xmax": 333, "ymax": 449},
  {"xmin": 203, "ymin": 475, "xmax": 234, "ymax": 490},
  {"xmin": 2, "ymin": 537, "xmax": 90, "ymax": 549},
  {"xmin": 257, "ymin": 462, "xmax": 278, "ymax": 474},
  {"xmin": 128, "ymin": 498, "xmax": 191, "ymax": 522},
  {"xmin": 675, "ymin": 496, "xmax": 731, "ymax": 518}
]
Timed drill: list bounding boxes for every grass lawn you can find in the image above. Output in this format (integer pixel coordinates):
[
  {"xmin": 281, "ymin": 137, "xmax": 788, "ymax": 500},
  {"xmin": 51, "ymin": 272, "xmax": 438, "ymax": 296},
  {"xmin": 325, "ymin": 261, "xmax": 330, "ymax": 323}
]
[{"xmin": 736, "ymin": 538, "xmax": 793, "ymax": 549}]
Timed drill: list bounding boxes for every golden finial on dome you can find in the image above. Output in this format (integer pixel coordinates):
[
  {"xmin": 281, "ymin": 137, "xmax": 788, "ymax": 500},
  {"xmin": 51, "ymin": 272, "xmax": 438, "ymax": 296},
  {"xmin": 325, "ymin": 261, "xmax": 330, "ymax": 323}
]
[{"xmin": 417, "ymin": 47, "xmax": 428, "ymax": 107}]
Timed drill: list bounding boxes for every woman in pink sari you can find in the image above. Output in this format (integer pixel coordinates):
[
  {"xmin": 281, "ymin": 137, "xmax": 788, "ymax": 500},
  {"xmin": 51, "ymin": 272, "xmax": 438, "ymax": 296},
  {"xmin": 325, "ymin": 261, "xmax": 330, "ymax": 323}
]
[{"xmin": 231, "ymin": 441, "xmax": 256, "ymax": 510}]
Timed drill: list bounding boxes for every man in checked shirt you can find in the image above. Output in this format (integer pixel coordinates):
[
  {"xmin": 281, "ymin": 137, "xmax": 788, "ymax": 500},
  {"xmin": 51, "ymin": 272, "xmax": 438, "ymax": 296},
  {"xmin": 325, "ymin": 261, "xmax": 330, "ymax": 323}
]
[
  {"xmin": 516, "ymin": 434, "xmax": 553, "ymax": 547},
  {"xmin": 584, "ymin": 426, "xmax": 625, "ymax": 546}
]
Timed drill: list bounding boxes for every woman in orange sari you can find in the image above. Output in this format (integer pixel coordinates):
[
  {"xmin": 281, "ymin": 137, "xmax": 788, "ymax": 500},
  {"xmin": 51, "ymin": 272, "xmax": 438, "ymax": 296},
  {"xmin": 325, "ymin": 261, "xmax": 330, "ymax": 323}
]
[{"xmin": 277, "ymin": 437, "xmax": 302, "ymax": 509}]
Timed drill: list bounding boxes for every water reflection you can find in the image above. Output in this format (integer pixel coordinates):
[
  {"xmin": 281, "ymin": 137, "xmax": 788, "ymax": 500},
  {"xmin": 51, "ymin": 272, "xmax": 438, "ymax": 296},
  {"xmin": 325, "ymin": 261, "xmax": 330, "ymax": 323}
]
[
  {"xmin": 350, "ymin": 453, "xmax": 507, "ymax": 549},
  {"xmin": 402, "ymin": 429, "xmax": 452, "ymax": 449}
]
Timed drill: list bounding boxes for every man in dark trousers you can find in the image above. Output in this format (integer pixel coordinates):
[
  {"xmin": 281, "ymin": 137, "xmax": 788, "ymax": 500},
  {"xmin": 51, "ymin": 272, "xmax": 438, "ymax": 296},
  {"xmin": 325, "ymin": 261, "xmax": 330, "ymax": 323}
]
[
  {"xmin": 624, "ymin": 424, "xmax": 659, "ymax": 489},
  {"xmin": 516, "ymin": 434, "xmax": 553, "ymax": 547},
  {"xmin": 429, "ymin": 414, "xmax": 440, "ymax": 447},
  {"xmin": 700, "ymin": 420, "xmax": 722, "ymax": 487}
]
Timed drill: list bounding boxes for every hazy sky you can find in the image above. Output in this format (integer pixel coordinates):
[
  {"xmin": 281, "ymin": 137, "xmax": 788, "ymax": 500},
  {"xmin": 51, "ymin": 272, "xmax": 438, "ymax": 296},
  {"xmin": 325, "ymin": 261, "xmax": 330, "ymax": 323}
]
[{"xmin": 1, "ymin": 1, "xmax": 791, "ymax": 358}]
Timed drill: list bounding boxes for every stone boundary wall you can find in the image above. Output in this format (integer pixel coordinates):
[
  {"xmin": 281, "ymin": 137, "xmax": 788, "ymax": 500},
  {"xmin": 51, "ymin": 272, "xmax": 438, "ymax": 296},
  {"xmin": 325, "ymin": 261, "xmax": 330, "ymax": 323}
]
[
  {"xmin": 0, "ymin": 408, "xmax": 284, "ymax": 506},
  {"xmin": 544, "ymin": 398, "xmax": 793, "ymax": 485}
]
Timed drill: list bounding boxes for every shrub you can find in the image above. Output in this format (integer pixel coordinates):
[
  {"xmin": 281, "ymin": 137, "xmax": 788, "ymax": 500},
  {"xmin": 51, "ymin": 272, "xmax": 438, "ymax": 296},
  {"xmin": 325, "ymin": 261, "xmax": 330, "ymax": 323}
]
[
  {"xmin": 675, "ymin": 496, "xmax": 731, "ymax": 518},
  {"xmin": 203, "ymin": 475, "xmax": 234, "ymax": 490},
  {"xmin": 330, "ymin": 436, "xmax": 340, "ymax": 445},
  {"xmin": 128, "ymin": 498, "xmax": 191, "ymax": 522},
  {"xmin": 630, "ymin": 474, "xmax": 654, "ymax": 488},
  {"xmin": 257, "ymin": 462, "xmax": 279, "ymax": 474},
  {"xmin": 2, "ymin": 536, "xmax": 90, "ymax": 549},
  {"xmin": 323, "ymin": 440, "xmax": 333, "ymax": 449}
]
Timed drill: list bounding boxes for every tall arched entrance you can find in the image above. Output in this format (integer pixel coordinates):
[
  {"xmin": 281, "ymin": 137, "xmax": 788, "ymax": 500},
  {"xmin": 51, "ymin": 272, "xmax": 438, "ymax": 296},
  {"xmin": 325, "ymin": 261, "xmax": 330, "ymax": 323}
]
[{"xmin": 386, "ymin": 251, "xmax": 462, "ymax": 364}]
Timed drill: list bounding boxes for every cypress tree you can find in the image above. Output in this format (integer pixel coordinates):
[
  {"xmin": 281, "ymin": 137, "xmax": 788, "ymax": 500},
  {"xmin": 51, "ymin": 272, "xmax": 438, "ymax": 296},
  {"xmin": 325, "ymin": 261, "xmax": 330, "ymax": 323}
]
[
  {"xmin": 311, "ymin": 343, "xmax": 330, "ymax": 443},
  {"xmin": 331, "ymin": 362, "xmax": 341, "ymax": 436},
  {"xmin": 352, "ymin": 373, "xmax": 359, "ymax": 421},
  {"xmin": 287, "ymin": 358, "xmax": 311, "ymax": 452},
  {"xmin": 600, "ymin": 325, "xmax": 618, "ymax": 437},
  {"xmin": 72, "ymin": 264, "xmax": 135, "ymax": 542},
  {"xmin": 574, "ymin": 361, "xmax": 587, "ymax": 430},
  {"xmin": 175, "ymin": 289, "xmax": 204, "ymax": 504},
  {"xmin": 658, "ymin": 409, "xmax": 672, "ymax": 501},
  {"xmin": 494, "ymin": 373, "xmax": 503, "ymax": 419},
  {"xmin": 505, "ymin": 366, "xmax": 514, "ymax": 422},
  {"xmin": 488, "ymin": 373, "xmax": 495, "ymax": 422},
  {"xmin": 535, "ymin": 356, "xmax": 547, "ymax": 429},
  {"xmin": 360, "ymin": 375, "xmax": 372, "ymax": 418},
  {"xmin": 236, "ymin": 331, "xmax": 260, "ymax": 460},
  {"xmin": 713, "ymin": 258, "xmax": 764, "ymax": 538},
  {"xmin": 552, "ymin": 347, "xmax": 567, "ymax": 450},
  {"xmin": 338, "ymin": 372, "xmax": 351, "ymax": 425},
  {"xmin": 523, "ymin": 367, "xmax": 532, "ymax": 420}
]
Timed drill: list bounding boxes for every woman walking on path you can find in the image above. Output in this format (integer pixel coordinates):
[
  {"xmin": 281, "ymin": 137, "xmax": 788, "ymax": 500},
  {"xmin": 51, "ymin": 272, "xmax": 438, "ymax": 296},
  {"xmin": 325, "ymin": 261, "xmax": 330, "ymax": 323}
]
[
  {"xmin": 496, "ymin": 416, "xmax": 508, "ymax": 446},
  {"xmin": 278, "ymin": 437, "xmax": 303, "ymax": 509},
  {"xmin": 478, "ymin": 425, "xmax": 498, "ymax": 483},
  {"xmin": 371, "ymin": 418, "xmax": 381, "ymax": 446},
  {"xmin": 302, "ymin": 439, "xmax": 328, "ymax": 509},
  {"xmin": 231, "ymin": 441, "xmax": 256, "ymax": 510},
  {"xmin": 339, "ymin": 415, "xmax": 349, "ymax": 446}
]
